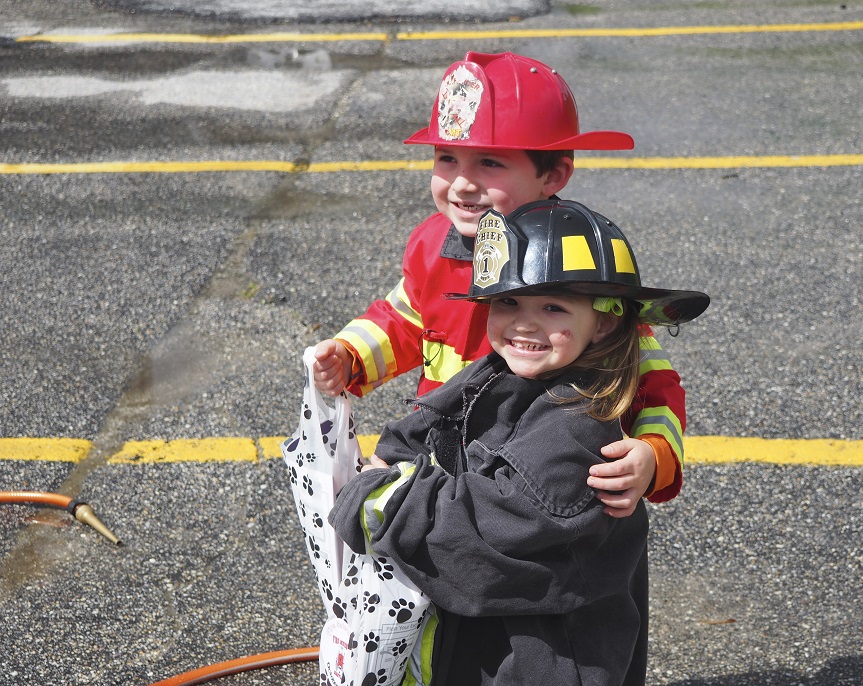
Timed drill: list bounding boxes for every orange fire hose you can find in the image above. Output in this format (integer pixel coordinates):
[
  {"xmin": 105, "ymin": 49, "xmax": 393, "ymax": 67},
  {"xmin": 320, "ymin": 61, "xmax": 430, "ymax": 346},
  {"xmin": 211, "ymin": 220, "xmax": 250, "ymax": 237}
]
[
  {"xmin": 147, "ymin": 647, "xmax": 320, "ymax": 686},
  {"xmin": 1, "ymin": 491, "xmax": 320, "ymax": 684},
  {"xmin": 0, "ymin": 490, "xmax": 122, "ymax": 545}
]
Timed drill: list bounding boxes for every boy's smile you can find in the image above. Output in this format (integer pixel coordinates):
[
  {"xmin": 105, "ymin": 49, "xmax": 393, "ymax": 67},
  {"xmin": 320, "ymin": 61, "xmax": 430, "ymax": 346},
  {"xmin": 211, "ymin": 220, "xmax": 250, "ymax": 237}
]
[{"xmin": 431, "ymin": 146, "xmax": 568, "ymax": 238}]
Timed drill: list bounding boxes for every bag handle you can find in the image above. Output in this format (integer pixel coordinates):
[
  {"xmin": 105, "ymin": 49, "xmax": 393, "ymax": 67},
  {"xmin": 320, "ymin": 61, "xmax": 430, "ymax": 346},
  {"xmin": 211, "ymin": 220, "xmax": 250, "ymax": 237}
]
[
  {"xmin": 301, "ymin": 347, "xmax": 353, "ymax": 440},
  {"xmin": 301, "ymin": 347, "xmax": 359, "ymax": 491}
]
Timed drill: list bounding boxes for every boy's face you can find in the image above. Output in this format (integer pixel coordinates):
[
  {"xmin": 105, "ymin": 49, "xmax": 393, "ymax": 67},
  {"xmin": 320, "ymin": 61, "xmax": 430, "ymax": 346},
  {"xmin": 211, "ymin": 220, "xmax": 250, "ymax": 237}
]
[
  {"xmin": 431, "ymin": 146, "xmax": 570, "ymax": 238},
  {"xmin": 487, "ymin": 293, "xmax": 611, "ymax": 379}
]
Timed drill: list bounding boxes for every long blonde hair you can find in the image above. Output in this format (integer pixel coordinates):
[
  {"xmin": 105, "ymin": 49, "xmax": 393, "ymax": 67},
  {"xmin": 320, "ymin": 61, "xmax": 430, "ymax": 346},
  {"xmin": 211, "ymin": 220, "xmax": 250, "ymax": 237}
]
[{"xmin": 548, "ymin": 300, "xmax": 641, "ymax": 421}]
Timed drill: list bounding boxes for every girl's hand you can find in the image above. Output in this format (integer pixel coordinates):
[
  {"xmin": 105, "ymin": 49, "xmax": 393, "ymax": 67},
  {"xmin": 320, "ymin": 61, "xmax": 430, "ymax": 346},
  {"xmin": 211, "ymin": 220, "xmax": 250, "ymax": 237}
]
[
  {"xmin": 360, "ymin": 454, "xmax": 389, "ymax": 472},
  {"xmin": 587, "ymin": 438, "xmax": 657, "ymax": 518}
]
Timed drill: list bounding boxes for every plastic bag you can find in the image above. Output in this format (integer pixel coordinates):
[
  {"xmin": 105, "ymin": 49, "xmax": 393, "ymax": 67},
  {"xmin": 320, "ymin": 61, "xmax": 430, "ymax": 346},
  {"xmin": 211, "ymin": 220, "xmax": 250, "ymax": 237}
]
[
  {"xmin": 282, "ymin": 347, "xmax": 430, "ymax": 686},
  {"xmin": 282, "ymin": 347, "xmax": 362, "ymax": 608}
]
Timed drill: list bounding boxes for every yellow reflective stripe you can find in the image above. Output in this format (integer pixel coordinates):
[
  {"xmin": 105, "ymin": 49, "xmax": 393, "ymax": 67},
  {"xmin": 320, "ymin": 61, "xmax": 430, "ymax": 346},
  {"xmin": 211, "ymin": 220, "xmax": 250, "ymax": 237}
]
[
  {"xmin": 638, "ymin": 334, "xmax": 672, "ymax": 374},
  {"xmin": 372, "ymin": 462, "xmax": 415, "ymax": 519},
  {"xmin": 418, "ymin": 608, "xmax": 438, "ymax": 685},
  {"xmin": 385, "ymin": 278, "xmax": 423, "ymax": 330},
  {"xmin": 360, "ymin": 482, "xmax": 392, "ymax": 542},
  {"xmin": 561, "ymin": 235, "xmax": 595, "ymax": 271},
  {"xmin": 337, "ymin": 319, "xmax": 398, "ymax": 384},
  {"xmin": 360, "ymin": 462, "xmax": 415, "ymax": 544},
  {"xmin": 630, "ymin": 406, "xmax": 684, "ymax": 460},
  {"xmin": 421, "ymin": 340, "xmax": 473, "ymax": 383},
  {"xmin": 611, "ymin": 238, "xmax": 636, "ymax": 274},
  {"xmin": 404, "ymin": 605, "xmax": 438, "ymax": 686}
]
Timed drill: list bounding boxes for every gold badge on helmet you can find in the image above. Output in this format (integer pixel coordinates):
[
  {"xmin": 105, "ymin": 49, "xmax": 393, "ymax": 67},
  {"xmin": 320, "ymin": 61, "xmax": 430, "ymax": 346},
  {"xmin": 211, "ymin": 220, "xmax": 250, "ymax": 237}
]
[{"xmin": 473, "ymin": 213, "xmax": 510, "ymax": 289}]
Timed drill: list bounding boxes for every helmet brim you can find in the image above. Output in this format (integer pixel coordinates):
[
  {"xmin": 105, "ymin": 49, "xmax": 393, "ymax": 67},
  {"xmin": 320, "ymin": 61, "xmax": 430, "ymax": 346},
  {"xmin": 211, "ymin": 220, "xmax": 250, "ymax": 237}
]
[
  {"xmin": 404, "ymin": 127, "xmax": 634, "ymax": 151},
  {"xmin": 444, "ymin": 282, "xmax": 709, "ymax": 327}
]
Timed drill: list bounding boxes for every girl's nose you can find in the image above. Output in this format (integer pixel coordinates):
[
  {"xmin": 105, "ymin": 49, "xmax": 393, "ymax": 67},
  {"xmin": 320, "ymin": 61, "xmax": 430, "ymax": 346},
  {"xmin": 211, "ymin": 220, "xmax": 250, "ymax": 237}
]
[{"xmin": 513, "ymin": 314, "xmax": 538, "ymax": 332}]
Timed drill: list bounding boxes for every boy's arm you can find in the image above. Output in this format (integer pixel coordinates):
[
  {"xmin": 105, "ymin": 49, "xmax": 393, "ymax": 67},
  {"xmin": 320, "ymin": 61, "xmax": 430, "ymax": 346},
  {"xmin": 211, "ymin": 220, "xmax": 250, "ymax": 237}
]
[
  {"xmin": 625, "ymin": 325, "xmax": 685, "ymax": 503},
  {"xmin": 334, "ymin": 275, "xmax": 425, "ymax": 396},
  {"xmin": 332, "ymin": 220, "xmax": 439, "ymax": 396},
  {"xmin": 589, "ymin": 325, "xmax": 685, "ymax": 512}
]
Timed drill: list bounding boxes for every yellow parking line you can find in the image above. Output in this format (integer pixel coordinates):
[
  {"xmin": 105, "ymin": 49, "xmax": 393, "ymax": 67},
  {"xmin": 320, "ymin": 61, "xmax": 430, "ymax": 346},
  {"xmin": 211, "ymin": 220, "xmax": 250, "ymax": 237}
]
[
  {"xmin": 15, "ymin": 31, "xmax": 390, "ymax": 44},
  {"xmin": 683, "ymin": 436, "xmax": 863, "ymax": 466},
  {"xmin": 107, "ymin": 438, "xmax": 258, "ymax": 463},
  {"xmin": 14, "ymin": 21, "xmax": 863, "ymax": 44},
  {"xmin": 397, "ymin": 21, "xmax": 863, "ymax": 40},
  {"xmin": 0, "ymin": 437, "xmax": 92, "ymax": 463},
  {"xmin": 2, "ymin": 154, "xmax": 862, "ymax": 176},
  {"xmin": 1, "ymin": 436, "xmax": 862, "ymax": 466}
]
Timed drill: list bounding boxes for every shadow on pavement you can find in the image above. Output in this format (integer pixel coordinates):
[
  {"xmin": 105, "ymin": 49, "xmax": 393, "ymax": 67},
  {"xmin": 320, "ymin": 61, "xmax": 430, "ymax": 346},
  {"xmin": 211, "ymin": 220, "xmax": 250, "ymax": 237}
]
[{"xmin": 668, "ymin": 656, "xmax": 863, "ymax": 686}]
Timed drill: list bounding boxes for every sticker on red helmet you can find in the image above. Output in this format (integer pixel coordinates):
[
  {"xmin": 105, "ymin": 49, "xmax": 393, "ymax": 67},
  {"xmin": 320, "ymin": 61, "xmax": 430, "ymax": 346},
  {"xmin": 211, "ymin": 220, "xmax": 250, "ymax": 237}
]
[{"xmin": 437, "ymin": 65, "xmax": 484, "ymax": 141}]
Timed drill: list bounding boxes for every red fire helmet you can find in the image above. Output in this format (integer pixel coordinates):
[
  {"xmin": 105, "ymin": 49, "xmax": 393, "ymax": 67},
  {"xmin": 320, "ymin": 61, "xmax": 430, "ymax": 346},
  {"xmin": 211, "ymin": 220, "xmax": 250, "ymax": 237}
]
[{"xmin": 404, "ymin": 52, "xmax": 634, "ymax": 151}]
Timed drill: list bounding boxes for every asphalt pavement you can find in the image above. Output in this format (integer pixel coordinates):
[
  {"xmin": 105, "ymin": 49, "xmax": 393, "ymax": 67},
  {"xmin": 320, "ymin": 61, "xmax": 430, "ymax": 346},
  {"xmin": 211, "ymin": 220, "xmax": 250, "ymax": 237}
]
[{"xmin": 1, "ymin": 1, "xmax": 861, "ymax": 684}]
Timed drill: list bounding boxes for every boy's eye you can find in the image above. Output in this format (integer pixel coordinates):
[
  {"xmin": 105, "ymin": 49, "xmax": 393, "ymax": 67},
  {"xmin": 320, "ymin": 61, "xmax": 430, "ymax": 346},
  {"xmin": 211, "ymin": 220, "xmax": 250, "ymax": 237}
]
[
  {"xmin": 544, "ymin": 304, "xmax": 567, "ymax": 313},
  {"xmin": 480, "ymin": 158, "xmax": 504, "ymax": 168},
  {"xmin": 436, "ymin": 154, "xmax": 456, "ymax": 164},
  {"xmin": 496, "ymin": 297, "xmax": 517, "ymax": 306}
]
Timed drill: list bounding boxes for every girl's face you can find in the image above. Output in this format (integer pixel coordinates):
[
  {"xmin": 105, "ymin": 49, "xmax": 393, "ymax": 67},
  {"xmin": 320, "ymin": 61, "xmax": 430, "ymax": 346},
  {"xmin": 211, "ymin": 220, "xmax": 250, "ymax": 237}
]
[
  {"xmin": 430, "ymin": 146, "xmax": 569, "ymax": 238},
  {"xmin": 487, "ymin": 294, "xmax": 615, "ymax": 379}
]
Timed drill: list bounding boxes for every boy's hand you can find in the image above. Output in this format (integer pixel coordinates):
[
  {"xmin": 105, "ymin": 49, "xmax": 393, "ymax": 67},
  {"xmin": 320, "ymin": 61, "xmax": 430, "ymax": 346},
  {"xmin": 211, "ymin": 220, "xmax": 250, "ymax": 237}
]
[
  {"xmin": 313, "ymin": 339, "xmax": 353, "ymax": 396},
  {"xmin": 587, "ymin": 438, "xmax": 657, "ymax": 518},
  {"xmin": 360, "ymin": 454, "xmax": 389, "ymax": 473}
]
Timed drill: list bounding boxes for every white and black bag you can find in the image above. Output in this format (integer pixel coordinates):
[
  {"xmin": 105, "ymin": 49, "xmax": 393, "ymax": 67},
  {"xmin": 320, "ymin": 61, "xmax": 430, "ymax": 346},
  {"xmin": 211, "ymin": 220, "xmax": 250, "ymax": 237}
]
[{"xmin": 282, "ymin": 348, "xmax": 431, "ymax": 686}]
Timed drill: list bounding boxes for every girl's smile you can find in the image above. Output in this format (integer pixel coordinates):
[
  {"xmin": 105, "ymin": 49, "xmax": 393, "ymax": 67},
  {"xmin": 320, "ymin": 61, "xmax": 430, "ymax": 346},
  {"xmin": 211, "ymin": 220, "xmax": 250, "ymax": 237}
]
[{"xmin": 487, "ymin": 294, "xmax": 616, "ymax": 378}]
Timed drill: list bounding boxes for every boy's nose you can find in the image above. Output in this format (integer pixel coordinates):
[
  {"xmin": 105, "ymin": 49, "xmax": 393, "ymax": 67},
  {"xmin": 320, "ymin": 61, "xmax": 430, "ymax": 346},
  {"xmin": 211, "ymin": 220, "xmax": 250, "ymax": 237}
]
[{"xmin": 451, "ymin": 173, "xmax": 478, "ymax": 193}]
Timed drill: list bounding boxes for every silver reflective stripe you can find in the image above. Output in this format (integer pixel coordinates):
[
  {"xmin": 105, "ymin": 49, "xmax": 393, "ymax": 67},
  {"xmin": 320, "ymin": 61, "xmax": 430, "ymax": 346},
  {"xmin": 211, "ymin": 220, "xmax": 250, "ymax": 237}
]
[
  {"xmin": 631, "ymin": 411, "xmax": 684, "ymax": 459},
  {"xmin": 385, "ymin": 279, "xmax": 423, "ymax": 329},
  {"xmin": 341, "ymin": 323, "xmax": 387, "ymax": 380}
]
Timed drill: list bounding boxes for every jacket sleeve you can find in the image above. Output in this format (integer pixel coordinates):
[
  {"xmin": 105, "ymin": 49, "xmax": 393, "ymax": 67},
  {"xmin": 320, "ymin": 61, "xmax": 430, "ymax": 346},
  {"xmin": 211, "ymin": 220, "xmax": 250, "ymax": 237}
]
[
  {"xmin": 335, "ymin": 230, "xmax": 430, "ymax": 397},
  {"xmin": 622, "ymin": 324, "xmax": 686, "ymax": 502},
  {"xmin": 329, "ymin": 410, "xmax": 641, "ymax": 618}
]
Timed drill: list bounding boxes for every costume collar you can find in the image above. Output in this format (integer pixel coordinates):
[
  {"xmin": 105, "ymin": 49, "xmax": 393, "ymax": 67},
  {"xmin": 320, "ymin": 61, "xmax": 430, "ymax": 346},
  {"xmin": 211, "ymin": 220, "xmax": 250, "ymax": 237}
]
[{"xmin": 439, "ymin": 224, "xmax": 475, "ymax": 261}]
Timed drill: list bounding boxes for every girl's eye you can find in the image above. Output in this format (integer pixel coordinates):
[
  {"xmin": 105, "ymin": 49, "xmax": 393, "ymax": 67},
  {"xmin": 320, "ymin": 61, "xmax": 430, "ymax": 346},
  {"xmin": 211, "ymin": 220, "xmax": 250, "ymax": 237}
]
[
  {"xmin": 544, "ymin": 304, "xmax": 566, "ymax": 313},
  {"xmin": 496, "ymin": 297, "xmax": 517, "ymax": 306}
]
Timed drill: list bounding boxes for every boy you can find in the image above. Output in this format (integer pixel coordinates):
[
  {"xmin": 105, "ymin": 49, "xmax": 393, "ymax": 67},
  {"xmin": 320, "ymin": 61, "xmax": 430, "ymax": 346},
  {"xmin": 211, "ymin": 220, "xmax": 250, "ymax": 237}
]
[{"xmin": 314, "ymin": 52, "xmax": 685, "ymax": 515}]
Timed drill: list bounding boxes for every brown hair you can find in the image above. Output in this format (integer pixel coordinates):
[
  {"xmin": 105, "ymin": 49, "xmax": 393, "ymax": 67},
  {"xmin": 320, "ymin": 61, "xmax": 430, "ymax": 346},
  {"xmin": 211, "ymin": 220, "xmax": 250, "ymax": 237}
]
[
  {"xmin": 548, "ymin": 300, "xmax": 642, "ymax": 422},
  {"xmin": 525, "ymin": 149, "xmax": 575, "ymax": 177}
]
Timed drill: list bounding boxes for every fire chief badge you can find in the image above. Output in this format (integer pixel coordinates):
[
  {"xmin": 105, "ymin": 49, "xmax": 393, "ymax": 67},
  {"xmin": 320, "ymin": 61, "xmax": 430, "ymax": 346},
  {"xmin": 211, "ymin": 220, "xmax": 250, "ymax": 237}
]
[{"xmin": 473, "ymin": 211, "xmax": 510, "ymax": 289}]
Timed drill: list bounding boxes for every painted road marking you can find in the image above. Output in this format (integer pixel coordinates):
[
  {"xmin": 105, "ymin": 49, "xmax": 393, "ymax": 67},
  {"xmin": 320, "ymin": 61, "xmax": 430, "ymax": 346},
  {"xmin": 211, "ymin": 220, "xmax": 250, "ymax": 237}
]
[
  {"xmin": 108, "ymin": 438, "xmax": 258, "ymax": 464},
  {"xmin": 2, "ymin": 154, "xmax": 863, "ymax": 176},
  {"xmin": 1, "ymin": 436, "xmax": 862, "ymax": 466},
  {"xmin": 14, "ymin": 21, "xmax": 863, "ymax": 44},
  {"xmin": 397, "ymin": 21, "xmax": 863, "ymax": 41},
  {"xmin": 0, "ymin": 438, "xmax": 92, "ymax": 463}
]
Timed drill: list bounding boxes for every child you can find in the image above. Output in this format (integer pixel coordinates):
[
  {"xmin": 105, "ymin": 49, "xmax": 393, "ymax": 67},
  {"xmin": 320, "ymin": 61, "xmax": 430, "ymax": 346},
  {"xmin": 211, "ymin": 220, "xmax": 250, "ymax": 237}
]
[
  {"xmin": 329, "ymin": 199, "xmax": 710, "ymax": 685},
  {"xmin": 314, "ymin": 51, "xmax": 683, "ymax": 515}
]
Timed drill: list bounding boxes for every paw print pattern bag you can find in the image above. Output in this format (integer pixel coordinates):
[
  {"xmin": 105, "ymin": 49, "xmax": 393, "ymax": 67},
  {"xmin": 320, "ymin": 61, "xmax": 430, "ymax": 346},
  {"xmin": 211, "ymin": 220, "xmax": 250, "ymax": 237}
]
[{"xmin": 282, "ymin": 347, "xmax": 431, "ymax": 686}]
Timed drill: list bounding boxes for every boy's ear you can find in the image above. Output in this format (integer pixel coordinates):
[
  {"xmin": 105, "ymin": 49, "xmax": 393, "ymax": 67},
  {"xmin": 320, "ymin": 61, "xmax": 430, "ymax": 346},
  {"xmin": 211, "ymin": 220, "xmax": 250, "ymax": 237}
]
[
  {"xmin": 591, "ymin": 311, "xmax": 621, "ymax": 344},
  {"xmin": 542, "ymin": 156, "xmax": 575, "ymax": 196}
]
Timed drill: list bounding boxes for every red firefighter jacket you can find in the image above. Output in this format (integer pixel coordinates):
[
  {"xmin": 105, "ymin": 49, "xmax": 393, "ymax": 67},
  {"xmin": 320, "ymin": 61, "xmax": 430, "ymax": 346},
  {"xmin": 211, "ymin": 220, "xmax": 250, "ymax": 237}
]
[{"xmin": 336, "ymin": 212, "xmax": 686, "ymax": 502}]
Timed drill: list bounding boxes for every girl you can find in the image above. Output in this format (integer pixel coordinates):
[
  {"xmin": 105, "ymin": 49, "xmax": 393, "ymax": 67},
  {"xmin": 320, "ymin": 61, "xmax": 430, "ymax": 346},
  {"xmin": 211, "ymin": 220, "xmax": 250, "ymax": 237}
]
[{"xmin": 329, "ymin": 199, "xmax": 709, "ymax": 686}]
